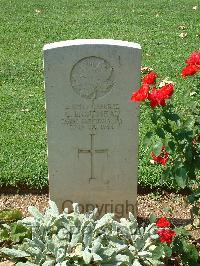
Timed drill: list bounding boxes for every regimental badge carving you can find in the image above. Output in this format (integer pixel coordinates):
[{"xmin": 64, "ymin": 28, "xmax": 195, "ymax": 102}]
[{"xmin": 70, "ymin": 56, "xmax": 114, "ymax": 99}]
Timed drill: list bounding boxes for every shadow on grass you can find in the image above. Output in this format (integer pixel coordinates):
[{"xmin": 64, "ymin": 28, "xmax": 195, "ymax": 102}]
[
  {"xmin": 0, "ymin": 184, "xmax": 192, "ymax": 196},
  {"xmin": 0, "ymin": 184, "xmax": 49, "ymax": 195}
]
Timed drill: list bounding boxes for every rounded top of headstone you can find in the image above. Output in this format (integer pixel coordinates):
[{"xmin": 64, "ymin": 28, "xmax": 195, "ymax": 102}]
[
  {"xmin": 70, "ymin": 56, "xmax": 114, "ymax": 100},
  {"xmin": 43, "ymin": 39, "xmax": 141, "ymax": 51}
]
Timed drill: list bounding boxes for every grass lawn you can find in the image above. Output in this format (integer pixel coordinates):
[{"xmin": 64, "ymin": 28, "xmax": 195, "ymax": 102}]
[{"xmin": 0, "ymin": 0, "xmax": 200, "ymax": 188}]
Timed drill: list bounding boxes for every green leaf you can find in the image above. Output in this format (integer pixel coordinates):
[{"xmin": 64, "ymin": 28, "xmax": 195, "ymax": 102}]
[
  {"xmin": 163, "ymin": 244, "xmax": 172, "ymax": 257},
  {"xmin": 163, "ymin": 124, "xmax": 172, "ymax": 133},
  {"xmin": 135, "ymin": 239, "xmax": 145, "ymax": 250},
  {"xmin": 153, "ymin": 141, "xmax": 163, "ymax": 156},
  {"xmin": 10, "ymin": 223, "xmax": 31, "ymax": 243},
  {"xmin": 187, "ymin": 188, "xmax": 200, "ymax": 204},
  {"xmin": 149, "ymin": 213, "xmax": 157, "ymax": 224},
  {"xmin": 175, "ymin": 167, "xmax": 187, "ymax": 188},
  {"xmin": 179, "ymin": 238, "xmax": 199, "ymax": 265},
  {"xmin": 151, "ymin": 112, "xmax": 159, "ymax": 124},
  {"xmin": 167, "ymin": 141, "xmax": 176, "ymax": 152},
  {"xmin": 175, "ymin": 175, "xmax": 186, "ymax": 189},
  {"xmin": 155, "ymin": 128, "xmax": 165, "ymax": 139},
  {"xmin": 184, "ymin": 117, "xmax": 195, "ymax": 129},
  {"xmin": 191, "ymin": 206, "xmax": 200, "ymax": 216},
  {"xmin": 152, "ymin": 245, "xmax": 164, "ymax": 260},
  {"xmin": 143, "ymin": 132, "xmax": 153, "ymax": 148},
  {"xmin": 164, "ymin": 112, "xmax": 180, "ymax": 122},
  {"xmin": 0, "ymin": 209, "xmax": 23, "ymax": 222},
  {"xmin": 0, "ymin": 228, "xmax": 10, "ymax": 242}
]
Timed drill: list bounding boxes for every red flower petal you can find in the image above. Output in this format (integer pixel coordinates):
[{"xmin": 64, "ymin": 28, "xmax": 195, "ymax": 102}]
[
  {"xmin": 181, "ymin": 65, "xmax": 199, "ymax": 77},
  {"xmin": 148, "ymin": 84, "xmax": 174, "ymax": 108},
  {"xmin": 186, "ymin": 52, "xmax": 200, "ymax": 66},
  {"xmin": 157, "ymin": 229, "xmax": 176, "ymax": 243},
  {"xmin": 148, "ymin": 87, "xmax": 159, "ymax": 107},
  {"xmin": 151, "ymin": 146, "xmax": 169, "ymax": 166},
  {"xmin": 130, "ymin": 85, "xmax": 150, "ymax": 102},
  {"xmin": 156, "ymin": 217, "xmax": 171, "ymax": 227},
  {"xmin": 142, "ymin": 71, "xmax": 158, "ymax": 85},
  {"xmin": 160, "ymin": 83, "xmax": 174, "ymax": 99}
]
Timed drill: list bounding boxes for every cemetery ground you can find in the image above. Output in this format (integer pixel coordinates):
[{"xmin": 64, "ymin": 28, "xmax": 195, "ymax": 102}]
[
  {"xmin": 0, "ymin": 186, "xmax": 200, "ymax": 262},
  {"xmin": 0, "ymin": 191, "xmax": 200, "ymax": 265}
]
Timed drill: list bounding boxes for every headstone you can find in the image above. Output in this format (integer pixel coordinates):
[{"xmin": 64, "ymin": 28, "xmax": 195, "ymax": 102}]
[{"xmin": 43, "ymin": 39, "xmax": 141, "ymax": 218}]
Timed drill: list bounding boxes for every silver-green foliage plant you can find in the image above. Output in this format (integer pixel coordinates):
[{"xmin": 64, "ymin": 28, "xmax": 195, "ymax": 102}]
[{"xmin": 1, "ymin": 201, "xmax": 164, "ymax": 266}]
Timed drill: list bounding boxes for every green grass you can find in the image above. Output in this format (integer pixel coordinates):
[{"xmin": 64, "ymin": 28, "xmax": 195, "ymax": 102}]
[{"xmin": 0, "ymin": 0, "xmax": 199, "ymax": 188}]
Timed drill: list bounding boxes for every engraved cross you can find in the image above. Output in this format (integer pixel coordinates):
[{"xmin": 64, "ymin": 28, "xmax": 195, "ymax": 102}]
[{"xmin": 78, "ymin": 134, "xmax": 108, "ymax": 181}]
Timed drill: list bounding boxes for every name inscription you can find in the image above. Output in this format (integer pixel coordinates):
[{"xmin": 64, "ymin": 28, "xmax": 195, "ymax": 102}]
[{"xmin": 62, "ymin": 103, "xmax": 122, "ymax": 130}]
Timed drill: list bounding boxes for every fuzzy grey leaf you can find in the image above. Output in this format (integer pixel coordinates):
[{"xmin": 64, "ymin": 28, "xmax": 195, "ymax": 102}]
[
  {"xmin": 42, "ymin": 261, "xmax": 54, "ymax": 266},
  {"xmin": 1, "ymin": 247, "xmax": 30, "ymax": 258},
  {"xmin": 115, "ymin": 254, "xmax": 129, "ymax": 262},
  {"xmin": 92, "ymin": 253, "xmax": 102, "ymax": 262},
  {"xmin": 91, "ymin": 237, "xmax": 101, "ymax": 253},
  {"xmin": 72, "ymin": 203, "xmax": 80, "ymax": 214},
  {"xmin": 70, "ymin": 232, "xmax": 81, "ymax": 247},
  {"xmin": 28, "ymin": 206, "xmax": 43, "ymax": 220},
  {"xmin": 129, "ymin": 212, "xmax": 137, "ymax": 224},
  {"xmin": 132, "ymin": 259, "xmax": 143, "ymax": 266},
  {"xmin": 16, "ymin": 262, "xmax": 38, "ymax": 266},
  {"xmin": 58, "ymin": 228, "xmax": 69, "ymax": 240},
  {"xmin": 49, "ymin": 200, "xmax": 60, "ymax": 217},
  {"xmin": 94, "ymin": 213, "xmax": 114, "ymax": 231},
  {"xmin": 146, "ymin": 258, "xmax": 165, "ymax": 265},
  {"xmin": 82, "ymin": 249, "xmax": 92, "ymax": 264},
  {"xmin": 56, "ymin": 247, "xmax": 66, "ymax": 262},
  {"xmin": 138, "ymin": 251, "xmax": 151, "ymax": 257},
  {"xmin": 20, "ymin": 217, "xmax": 35, "ymax": 225}
]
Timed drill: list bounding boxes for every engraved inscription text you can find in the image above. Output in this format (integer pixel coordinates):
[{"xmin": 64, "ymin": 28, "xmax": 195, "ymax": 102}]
[{"xmin": 62, "ymin": 104, "xmax": 122, "ymax": 130}]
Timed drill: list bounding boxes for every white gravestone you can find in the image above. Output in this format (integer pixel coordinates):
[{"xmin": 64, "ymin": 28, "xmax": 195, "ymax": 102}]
[{"xmin": 43, "ymin": 39, "xmax": 141, "ymax": 218}]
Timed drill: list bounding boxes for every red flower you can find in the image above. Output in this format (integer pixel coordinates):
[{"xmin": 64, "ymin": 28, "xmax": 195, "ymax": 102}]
[
  {"xmin": 156, "ymin": 217, "xmax": 171, "ymax": 228},
  {"xmin": 157, "ymin": 229, "xmax": 176, "ymax": 244},
  {"xmin": 181, "ymin": 65, "xmax": 199, "ymax": 77},
  {"xmin": 186, "ymin": 52, "xmax": 200, "ymax": 66},
  {"xmin": 151, "ymin": 146, "xmax": 169, "ymax": 166},
  {"xmin": 142, "ymin": 71, "xmax": 158, "ymax": 85},
  {"xmin": 148, "ymin": 84, "xmax": 174, "ymax": 108},
  {"xmin": 148, "ymin": 88, "xmax": 164, "ymax": 107},
  {"xmin": 181, "ymin": 52, "xmax": 200, "ymax": 77},
  {"xmin": 130, "ymin": 84, "xmax": 149, "ymax": 102},
  {"xmin": 160, "ymin": 83, "xmax": 174, "ymax": 99}
]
